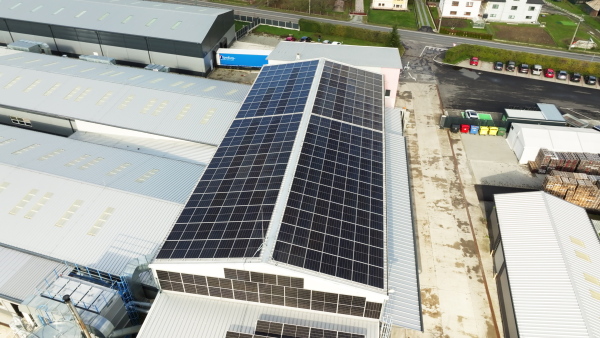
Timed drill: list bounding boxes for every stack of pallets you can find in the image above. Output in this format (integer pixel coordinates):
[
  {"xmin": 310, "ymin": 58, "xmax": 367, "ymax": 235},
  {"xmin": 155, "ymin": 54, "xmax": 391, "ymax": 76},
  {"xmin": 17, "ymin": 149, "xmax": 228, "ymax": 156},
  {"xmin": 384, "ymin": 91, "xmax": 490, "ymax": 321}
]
[
  {"xmin": 530, "ymin": 148, "xmax": 600, "ymax": 175},
  {"xmin": 577, "ymin": 153, "xmax": 600, "ymax": 175},
  {"xmin": 555, "ymin": 152, "xmax": 579, "ymax": 172},
  {"xmin": 534, "ymin": 148, "xmax": 558, "ymax": 174},
  {"xmin": 543, "ymin": 171, "xmax": 600, "ymax": 211}
]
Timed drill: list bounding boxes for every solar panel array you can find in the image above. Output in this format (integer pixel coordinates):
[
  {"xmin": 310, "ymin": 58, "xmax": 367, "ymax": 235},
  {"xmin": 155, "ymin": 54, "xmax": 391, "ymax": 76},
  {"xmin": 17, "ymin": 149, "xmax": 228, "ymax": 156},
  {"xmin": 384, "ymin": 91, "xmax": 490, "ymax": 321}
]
[
  {"xmin": 272, "ymin": 65, "xmax": 385, "ymax": 288},
  {"xmin": 156, "ymin": 60, "xmax": 318, "ymax": 260}
]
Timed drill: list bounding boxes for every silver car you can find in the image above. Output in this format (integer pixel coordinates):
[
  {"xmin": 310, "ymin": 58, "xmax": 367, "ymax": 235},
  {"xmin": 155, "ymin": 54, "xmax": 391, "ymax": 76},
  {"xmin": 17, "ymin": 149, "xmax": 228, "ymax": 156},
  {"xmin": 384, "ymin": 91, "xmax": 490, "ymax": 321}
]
[{"xmin": 557, "ymin": 70, "xmax": 568, "ymax": 80}]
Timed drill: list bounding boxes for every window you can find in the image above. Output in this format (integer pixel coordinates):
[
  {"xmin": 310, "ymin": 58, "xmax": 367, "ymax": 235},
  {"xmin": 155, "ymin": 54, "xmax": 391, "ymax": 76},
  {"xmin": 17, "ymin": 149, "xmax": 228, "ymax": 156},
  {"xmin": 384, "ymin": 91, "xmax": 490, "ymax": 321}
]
[
  {"xmin": 450, "ymin": 10, "xmax": 457, "ymax": 14},
  {"xmin": 508, "ymin": 15, "xmax": 515, "ymax": 19},
  {"xmin": 492, "ymin": 4, "xmax": 499, "ymax": 8},
  {"xmin": 490, "ymin": 13, "xmax": 497, "ymax": 17},
  {"xmin": 529, "ymin": 6, "xmax": 535, "ymax": 10},
  {"xmin": 526, "ymin": 15, "xmax": 532, "ymax": 19},
  {"xmin": 385, "ymin": 90, "xmax": 391, "ymax": 97},
  {"xmin": 452, "ymin": 1, "xmax": 459, "ymax": 5},
  {"xmin": 10, "ymin": 116, "xmax": 32, "ymax": 127},
  {"xmin": 466, "ymin": 1, "xmax": 473, "ymax": 6},
  {"xmin": 511, "ymin": 5, "xmax": 517, "ymax": 9},
  {"xmin": 464, "ymin": 11, "xmax": 471, "ymax": 15}
]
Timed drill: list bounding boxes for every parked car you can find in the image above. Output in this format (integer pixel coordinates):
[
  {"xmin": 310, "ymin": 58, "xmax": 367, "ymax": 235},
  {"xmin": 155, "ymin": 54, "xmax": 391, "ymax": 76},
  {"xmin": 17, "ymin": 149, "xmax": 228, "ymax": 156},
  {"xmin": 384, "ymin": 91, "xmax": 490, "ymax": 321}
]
[
  {"xmin": 532, "ymin": 64, "xmax": 543, "ymax": 75},
  {"xmin": 285, "ymin": 36, "xmax": 297, "ymax": 41},
  {"xmin": 465, "ymin": 109, "xmax": 479, "ymax": 119},
  {"xmin": 557, "ymin": 70, "xmax": 568, "ymax": 80},
  {"xmin": 331, "ymin": 41, "xmax": 343, "ymax": 45},
  {"xmin": 571, "ymin": 73, "xmax": 581, "ymax": 82},
  {"xmin": 584, "ymin": 75, "xmax": 597, "ymax": 85},
  {"xmin": 506, "ymin": 61, "xmax": 516, "ymax": 71},
  {"xmin": 470, "ymin": 57, "xmax": 479, "ymax": 66},
  {"xmin": 544, "ymin": 68, "xmax": 555, "ymax": 78},
  {"xmin": 322, "ymin": 40, "xmax": 331, "ymax": 44},
  {"xmin": 593, "ymin": 125, "xmax": 600, "ymax": 132},
  {"xmin": 300, "ymin": 36, "xmax": 312, "ymax": 42},
  {"xmin": 494, "ymin": 61, "xmax": 504, "ymax": 71},
  {"xmin": 519, "ymin": 64, "xmax": 529, "ymax": 74}
]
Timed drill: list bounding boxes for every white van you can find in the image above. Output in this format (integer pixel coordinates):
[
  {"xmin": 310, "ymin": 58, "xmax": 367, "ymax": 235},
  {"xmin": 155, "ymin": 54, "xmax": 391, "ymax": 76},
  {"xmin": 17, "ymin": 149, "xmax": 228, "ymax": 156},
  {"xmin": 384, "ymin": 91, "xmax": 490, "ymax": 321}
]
[{"xmin": 532, "ymin": 64, "xmax": 542, "ymax": 75}]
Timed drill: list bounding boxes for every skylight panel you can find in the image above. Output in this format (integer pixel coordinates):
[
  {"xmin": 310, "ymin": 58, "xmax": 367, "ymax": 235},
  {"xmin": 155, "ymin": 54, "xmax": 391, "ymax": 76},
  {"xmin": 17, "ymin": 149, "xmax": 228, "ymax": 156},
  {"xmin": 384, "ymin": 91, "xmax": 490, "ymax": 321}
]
[
  {"xmin": 200, "ymin": 108, "xmax": 216, "ymax": 124},
  {"xmin": 4, "ymin": 76, "xmax": 22, "ymax": 89},
  {"xmin": 176, "ymin": 104, "xmax": 191, "ymax": 120},
  {"xmin": 43, "ymin": 62, "xmax": 59, "ymax": 67},
  {"xmin": 87, "ymin": 207, "xmax": 115, "ymax": 236},
  {"xmin": 64, "ymin": 86, "xmax": 81, "ymax": 100},
  {"xmin": 12, "ymin": 144, "xmax": 40, "ymax": 155},
  {"xmin": 55, "ymin": 200, "xmax": 83, "ymax": 227},
  {"xmin": 24, "ymin": 80, "xmax": 42, "ymax": 93},
  {"xmin": 152, "ymin": 101, "xmax": 168, "ymax": 116},
  {"xmin": 0, "ymin": 182, "xmax": 9, "ymax": 194},
  {"xmin": 96, "ymin": 91, "xmax": 113, "ymax": 106},
  {"xmin": 129, "ymin": 75, "xmax": 143, "ymax": 81},
  {"xmin": 149, "ymin": 78, "xmax": 163, "ymax": 84},
  {"xmin": 107, "ymin": 163, "xmax": 131, "ymax": 176},
  {"xmin": 203, "ymin": 86, "xmax": 216, "ymax": 92},
  {"xmin": 24, "ymin": 59, "xmax": 40, "ymax": 64},
  {"xmin": 100, "ymin": 70, "xmax": 115, "ymax": 76},
  {"xmin": 80, "ymin": 68, "xmax": 96, "ymax": 73},
  {"xmin": 79, "ymin": 157, "xmax": 104, "ymax": 170},
  {"xmin": 24, "ymin": 192, "xmax": 53, "ymax": 219},
  {"xmin": 61, "ymin": 65, "xmax": 77, "ymax": 70},
  {"xmin": 140, "ymin": 99, "xmax": 157, "ymax": 114},
  {"xmin": 9, "ymin": 189, "xmax": 38, "ymax": 215},
  {"xmin": 109, "ymin": 72, "xmax": 124, "ymax": 77},
  {"xmin": 38, "ymin": 149, "xmax": 65, "ymax": 161},
  {"xmin": 44, "ymin": 83, "xmax": 61, "ymax": 96},
  {"xmin": 122, "ymin": 15, "xmax": 133, "ymax": 24},
  {"xmin": 75, "ymin": 11, "xmax": 87, "ymax": 18},
  {"xmin": 118, "ymin": 95, "xmax": 134, "ymax": 109},
  {"xmin": 146, "ymin": 18, "xmax": 157, "ymax": 27},
  {"xmin": 10, "ymin": 3, "xmax": 22, "ymax": 10},
  {"xmin": 181, "ymin": 83, "xmax": 195, "ymax": 89},
  {"xmin": 75, "ymin": 88, "xmax": 92, "ymax": 102},
  {"xmin": 54, "ymin": 8, "xmax": 64, "ymax": 15},
  {"xmin": 65, "ymin": 155, "xmax": 90, "ymax": 167},
  {"xmin": 170, "ymin": 81, "xmax": 184, "ymax": 87},
  {"xmin": 99, "ymin": 13, "xmax": 110, "ymax": 21},
  {"xmin": 136, "ymin": 169, "xmax": 159, "ymax": 183},
  {"xmin": 0, "ymin": 139, "xmax": 16, "ymax": 146},
  {"xmin": 32, "ymin": 5, "xmax": 43, "ymax": 12},
  {"xmin": 226, "ymin": 89, "xmax": 238, "ymax": 95},
  {"xmin": 171, "ymin": 21, "xmax": 182, "ymax": 30}
]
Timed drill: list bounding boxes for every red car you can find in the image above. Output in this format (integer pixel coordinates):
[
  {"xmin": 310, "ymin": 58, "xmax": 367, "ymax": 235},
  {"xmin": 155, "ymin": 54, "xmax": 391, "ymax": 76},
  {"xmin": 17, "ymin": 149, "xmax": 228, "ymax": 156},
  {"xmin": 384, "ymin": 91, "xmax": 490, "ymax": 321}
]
[
  {"xmin": 470, "ymin": 57, "xmax": 479, "ymax": 66},
  {"xmin": 544, "ymin": 68, "xmax": 555, "ymax": 78}
]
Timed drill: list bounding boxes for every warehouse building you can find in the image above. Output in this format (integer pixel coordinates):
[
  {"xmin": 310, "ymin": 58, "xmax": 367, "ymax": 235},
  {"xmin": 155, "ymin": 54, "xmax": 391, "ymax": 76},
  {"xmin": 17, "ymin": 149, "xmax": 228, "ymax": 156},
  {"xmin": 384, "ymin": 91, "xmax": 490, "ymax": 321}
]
[
  {"xmin": 140, "ymin": 59, "xmax": 420, "ymax": 337},
  {"xmin": 506, "ymin": 123, "xmax": 600, "ymax": 164},
  {"xmin": 0, "ymin": 0, "xmax": 235, "ymax": 76},
  {"xmin": 490, "ymin": 191, "xmax": 600, "ymax": 337}
]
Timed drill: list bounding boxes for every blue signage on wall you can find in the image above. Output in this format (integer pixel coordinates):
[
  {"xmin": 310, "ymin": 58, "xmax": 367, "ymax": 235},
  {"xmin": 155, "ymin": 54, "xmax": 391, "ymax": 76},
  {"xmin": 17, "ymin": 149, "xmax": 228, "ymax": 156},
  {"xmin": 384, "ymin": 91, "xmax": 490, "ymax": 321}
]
[{"xmin": 219, "ymin": 53, "xmax": 269, "ymax": 67}]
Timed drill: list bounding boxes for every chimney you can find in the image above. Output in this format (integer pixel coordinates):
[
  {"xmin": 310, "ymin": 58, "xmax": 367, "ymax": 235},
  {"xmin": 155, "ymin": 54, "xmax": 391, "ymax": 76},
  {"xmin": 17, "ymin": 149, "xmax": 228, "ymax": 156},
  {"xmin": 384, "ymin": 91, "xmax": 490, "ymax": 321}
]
[{"xmin": 63, "ymin": 295, "xmax": 93, "ymax": 338}]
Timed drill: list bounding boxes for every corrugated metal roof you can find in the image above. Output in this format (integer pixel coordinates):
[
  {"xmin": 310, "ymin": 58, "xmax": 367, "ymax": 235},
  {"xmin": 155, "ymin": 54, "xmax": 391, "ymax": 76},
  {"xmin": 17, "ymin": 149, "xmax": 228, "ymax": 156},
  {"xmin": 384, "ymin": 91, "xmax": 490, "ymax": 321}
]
[
  {"xmin": 267, "ymin": 42, "xmax": 403, "ymax": 69},
  {"xmin": 137, "ymin": 291, "xmax": 380, "ymax": 338},
  {"xmin": 0, "ymin": 246, "xmax": 64, "ymax": 302},
  {"xmin": 494, "ymin": 191, "xmax": 600, "ymax": 337},
  {"xmin": 0, "ymin": 52, "xmax": 248, "ymax": 145},
  {"xmin": 511, "ymin": 123, "xmax": 600, "ymax": 155},
  {"xmin": 537, "ymin": 103, "xmax": 566, "ymax": 122},
  {"xmin": 0, "ymin": 163, "xmax": 186, "ymax": 276},
  {"xmin": 504, "ymin": 109, "xmax": 546, "ymax": 120},
  {"xmin": 0, "ymin": 0, "xmax": 230, "ymax": 44},
  {"xmin": 382, "ymin": 110, "xmax": 421, "ymax": 330},
  {"xmin": 0, "ymin": 125, "xmax": 204, "ymax": 204}
]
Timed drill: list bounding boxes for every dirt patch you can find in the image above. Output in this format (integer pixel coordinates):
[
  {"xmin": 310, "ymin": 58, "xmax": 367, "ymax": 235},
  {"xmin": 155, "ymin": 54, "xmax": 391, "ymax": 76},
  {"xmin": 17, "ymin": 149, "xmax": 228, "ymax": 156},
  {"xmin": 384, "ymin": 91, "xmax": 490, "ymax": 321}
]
[
  {"xmin": 421, "ymin": 288, "xmax": 441, "ymax": 318},
  {"xmin": 441, "ymin": 18, "xmax": 470, "ymax": 28},
  {"xmin": 492, "ymin": 25, "xmax": 555, "ymax": 46},
  {"xmin": 208, "ymin": 68, "xmax": 258, "ymax": 85}
]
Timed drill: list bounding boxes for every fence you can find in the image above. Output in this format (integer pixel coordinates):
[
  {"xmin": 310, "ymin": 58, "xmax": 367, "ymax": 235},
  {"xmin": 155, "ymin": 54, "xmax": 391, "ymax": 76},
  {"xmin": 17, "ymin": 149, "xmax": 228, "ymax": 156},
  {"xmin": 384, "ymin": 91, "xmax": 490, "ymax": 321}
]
[
  {"xmin": 439, "ymin": 115, "xmax": 509, "ymax": 129},
  {"xmin": 235, "ymin": 15, "xmax": 299, "ymax": 39}
]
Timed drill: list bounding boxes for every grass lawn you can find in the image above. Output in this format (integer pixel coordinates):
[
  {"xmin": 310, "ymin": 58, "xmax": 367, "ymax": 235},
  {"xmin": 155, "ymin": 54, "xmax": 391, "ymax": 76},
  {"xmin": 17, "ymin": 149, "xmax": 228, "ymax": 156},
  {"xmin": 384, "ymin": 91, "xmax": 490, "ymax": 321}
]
[
  {"xmin": 488, "ymin": 22, "xmax": 555, "ymax": 45},
  {"xmin": 430, "ymin": 7, "xmax": 440, "ymax": 29},
  {"xmin": 235, "ymin": 21, "xmax": 251, "ymax": 31},
  {"xmin": 541, "ymin": 14, "xmax": 597, "ymax": 48},
  {"xmin": 551, "ymin": 0, "xmax": 586, "ymax": 15},
  {"xmin": 364, "ymin": 0, "xmax": 418, "ymax": 29},
  {"xmin": 252, "ymin": 25, "xmax": 386, "ymax": 46},
  {"xmin": 441, "ymin": 18, "xmax": 487, "ymax": 33}
]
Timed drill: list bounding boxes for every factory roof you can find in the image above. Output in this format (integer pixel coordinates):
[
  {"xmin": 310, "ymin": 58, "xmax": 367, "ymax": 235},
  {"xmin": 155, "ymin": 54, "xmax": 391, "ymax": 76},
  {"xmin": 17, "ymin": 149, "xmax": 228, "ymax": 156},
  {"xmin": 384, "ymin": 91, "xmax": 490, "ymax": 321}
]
[
  {"xmin": 267, "ymin": 42, "xmax": 403, "ymax": 69},
  {"xmin": 494, "ymin": 191, "xmax": 600, "ymax": 337},
  {"xmin": 0, "ymin": 50, "xmax": 249, "ymax": 146},
  {"xmin": 137, "ymin": 291, "xmax": 379, "ymax": 338},
  {"xmin": 0, "ymin": 0, "xmax": 231, "ymax": 44},
  {"xmin": 0, "ymin": 246, "xmax": 65, "ymax": 302}
]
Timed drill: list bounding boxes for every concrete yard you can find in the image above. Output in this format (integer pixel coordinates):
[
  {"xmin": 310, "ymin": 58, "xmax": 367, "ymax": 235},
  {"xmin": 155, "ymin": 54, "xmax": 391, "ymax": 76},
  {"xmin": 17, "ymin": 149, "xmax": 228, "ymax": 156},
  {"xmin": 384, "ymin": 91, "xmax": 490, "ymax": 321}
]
[{"xmin": 392, "ymin": 83, "xmax": 502, "ymax": 338}]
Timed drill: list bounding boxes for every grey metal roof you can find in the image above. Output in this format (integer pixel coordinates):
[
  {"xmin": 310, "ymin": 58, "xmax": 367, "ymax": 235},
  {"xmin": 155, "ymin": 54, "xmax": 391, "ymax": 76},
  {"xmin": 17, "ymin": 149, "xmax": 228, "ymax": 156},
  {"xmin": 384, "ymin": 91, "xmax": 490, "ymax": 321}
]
[
  {"xmin": 0, "ymin": 124, "xmax": 204, "ymax": 204},
  {"xmin": 0, "ymin": 246, "xmax": 64, "ymax": 302},
  {"xmin": 267, "ymin": 42, "xmax": 403, "ymax": 69},
  {"xmin": 537, "ymin": 103, "xmax": 566, "ymax": 122},
  {"xmin": 0, "ymin": 52, "xmax": 248, "ymax": 146},
  {"xmin": 494, "ymin": 191, "xmax": 600, "ymax": 337},
  {"xmin": 382, "ymin": 109, "xmax": 422, "ymax": 330},
  {"xmin": 137, "ymin": 291, "xmax": 380, "ymax": 338},
  {"xmin": 504, "ymin": 109, "xmax": 546, "ymax": 120},
  {"xmin": 0, "ymin": 0, "xmax": 230, "ymax": 44}
]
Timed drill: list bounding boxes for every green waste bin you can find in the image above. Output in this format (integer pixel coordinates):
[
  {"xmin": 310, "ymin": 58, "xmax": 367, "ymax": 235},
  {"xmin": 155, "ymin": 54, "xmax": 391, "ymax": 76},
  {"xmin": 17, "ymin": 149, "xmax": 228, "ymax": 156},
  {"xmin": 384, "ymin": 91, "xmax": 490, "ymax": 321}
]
[{"xmin": 497, "ymin": 127, "xmax": 506, "ymax": 136}]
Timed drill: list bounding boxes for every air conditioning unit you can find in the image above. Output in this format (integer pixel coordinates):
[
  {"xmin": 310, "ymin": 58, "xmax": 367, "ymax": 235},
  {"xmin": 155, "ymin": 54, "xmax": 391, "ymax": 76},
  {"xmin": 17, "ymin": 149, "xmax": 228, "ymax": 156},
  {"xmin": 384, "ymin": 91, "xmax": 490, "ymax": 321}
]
[{"xmin": 78, "ymin": 55, "xmax": 117, "ymax": 65}]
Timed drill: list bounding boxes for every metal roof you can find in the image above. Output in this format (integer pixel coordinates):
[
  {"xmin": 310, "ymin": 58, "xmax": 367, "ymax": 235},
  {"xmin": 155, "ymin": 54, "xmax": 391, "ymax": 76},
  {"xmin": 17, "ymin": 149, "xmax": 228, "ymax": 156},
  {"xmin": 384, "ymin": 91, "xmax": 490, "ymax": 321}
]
[
  {"xmin": 537, "ymin": 103, "xmax": 566, "ymax": 122},
  {"xmin": 510, "ymin": 123, "xmax": 600, "ymax": 154},
  {"xmin": 267, "ymin": 42, "xmax": 403, "ymax": 69},
  {"xmin": 0, "ymin": 125, "xmax": 204, "ymax": 204},
  {"xmin": 382, "ymin": 109, "xmax": 421, "ymax": 330},
  {"xmin": 0, "ymin": 51, "xmax": 249, "ymax": 145},
  {"xmin": 504, "ymin": 109, "xmax": 546, "ymax": 120},
  {"xmin": 494, "ymin": 191, "xmax": 600, "ymax": 337},
  {"xmin": 0, "ymin": 0, "xmax": 231, "ymax": 44},
  {"xmin": 137, "ymin": 291, "xmax": 380, "ymax": 338},
  {"xmin": 0, "ymin": 246, "xmax": 64, "ymax": 302}
]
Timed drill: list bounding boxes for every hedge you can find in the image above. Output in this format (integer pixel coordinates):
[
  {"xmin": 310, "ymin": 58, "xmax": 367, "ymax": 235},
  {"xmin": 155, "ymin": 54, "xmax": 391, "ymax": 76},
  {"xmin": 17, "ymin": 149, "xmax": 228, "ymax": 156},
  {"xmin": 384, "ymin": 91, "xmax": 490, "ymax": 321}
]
[
  {"xmin": 444, "ymin": 44, "xmax": 600, "ymax": 75},
  {"xmin": 439, "ymin": 27, "xmax": 493, "ymax": 40},
  {"xmin": 299, "ymin": 19, "xmax": 390, "ymax": 44}
]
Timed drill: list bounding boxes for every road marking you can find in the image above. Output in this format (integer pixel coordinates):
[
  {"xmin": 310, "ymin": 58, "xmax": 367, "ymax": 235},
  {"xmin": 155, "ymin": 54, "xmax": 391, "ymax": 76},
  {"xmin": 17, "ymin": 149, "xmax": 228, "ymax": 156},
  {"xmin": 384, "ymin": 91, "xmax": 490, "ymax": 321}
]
[{"xmin": 407, "ymin": 72, "xmax": 417, "ymax": 81}]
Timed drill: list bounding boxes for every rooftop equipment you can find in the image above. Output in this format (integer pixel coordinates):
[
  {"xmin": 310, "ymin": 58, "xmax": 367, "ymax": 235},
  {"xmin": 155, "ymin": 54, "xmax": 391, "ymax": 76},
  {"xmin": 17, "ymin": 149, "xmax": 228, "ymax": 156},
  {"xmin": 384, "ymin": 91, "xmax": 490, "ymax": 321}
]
[
  {"xmin": 7, "ymin": 40, "xmax": 51, "ymax": 54},
  {"xmin": 78, "ymin": 55, "xmax": 117, "ymax": 65}
]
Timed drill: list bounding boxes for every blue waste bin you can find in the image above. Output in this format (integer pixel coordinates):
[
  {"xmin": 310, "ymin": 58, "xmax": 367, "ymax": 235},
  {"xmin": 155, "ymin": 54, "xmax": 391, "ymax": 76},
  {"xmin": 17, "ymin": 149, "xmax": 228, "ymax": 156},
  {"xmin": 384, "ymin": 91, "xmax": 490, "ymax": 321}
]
[{"xmin": 470, "ymin": 125, "xmax": 480, "ymax": 134}]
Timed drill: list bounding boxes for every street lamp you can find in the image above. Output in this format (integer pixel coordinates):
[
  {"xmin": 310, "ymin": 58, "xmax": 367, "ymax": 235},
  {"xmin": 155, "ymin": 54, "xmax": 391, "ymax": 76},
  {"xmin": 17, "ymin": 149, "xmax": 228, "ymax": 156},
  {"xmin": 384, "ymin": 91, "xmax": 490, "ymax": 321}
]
[{"xmin": 569, "ymin": 19, "xmax": 583, "ymax": 50}]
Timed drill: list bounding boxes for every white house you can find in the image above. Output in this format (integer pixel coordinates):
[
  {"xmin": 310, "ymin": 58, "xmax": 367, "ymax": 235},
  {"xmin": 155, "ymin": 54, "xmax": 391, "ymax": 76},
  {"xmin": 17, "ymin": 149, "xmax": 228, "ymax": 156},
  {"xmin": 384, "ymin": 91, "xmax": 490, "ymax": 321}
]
[
  {"xmin": 371, "ymin": 0, "xmax": 409, "ymax": 11},
  {"xmin": 482, "ymin": 0, "xmax": 543, "ymax": 23},
  {"xmin": 439, "ymin": 0, "xmax": 483, "ymax": 20}
]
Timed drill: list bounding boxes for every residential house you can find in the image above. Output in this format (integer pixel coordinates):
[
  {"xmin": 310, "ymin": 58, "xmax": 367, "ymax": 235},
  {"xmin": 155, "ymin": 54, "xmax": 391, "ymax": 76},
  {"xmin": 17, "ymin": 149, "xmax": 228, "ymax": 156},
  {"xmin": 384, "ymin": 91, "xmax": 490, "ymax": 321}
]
[
  {"xmin": 371, "ymin": 0, "xmax": 409, "ymax": 11},
  {"xmin": 585, "ymin": 0, "xmax": 600, "ymax": 16},
  {"xmin": 438, "ymin": 0, "xmax": 483, "ymax": 20},
  {"xmin": 482, "ymin": 0, "xmax": 543, "ymax": 23}
]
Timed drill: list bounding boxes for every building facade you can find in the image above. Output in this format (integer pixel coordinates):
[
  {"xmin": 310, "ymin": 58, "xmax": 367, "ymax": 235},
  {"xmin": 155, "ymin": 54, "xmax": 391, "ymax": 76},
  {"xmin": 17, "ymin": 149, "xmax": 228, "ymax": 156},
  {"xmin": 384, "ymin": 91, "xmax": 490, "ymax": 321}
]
[
  {"xmin": 482, "ymin": 0, "xmax": 543, "ymax": 23},
  {"xmin": 371, "ymin": 0, "xmax": 409, "ymax": 11},
  {"xmin": 438, "ymin": 0, "xmax": 482, "ymax": 19}
]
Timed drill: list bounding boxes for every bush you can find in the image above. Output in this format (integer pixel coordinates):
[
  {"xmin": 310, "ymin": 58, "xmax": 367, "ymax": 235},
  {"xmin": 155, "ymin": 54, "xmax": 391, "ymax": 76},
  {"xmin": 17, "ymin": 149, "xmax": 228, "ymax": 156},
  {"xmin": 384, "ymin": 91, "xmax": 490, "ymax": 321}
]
[
  {"xmin": 439, "ymin": 27, "xmax": 493, "ymax": 40},
  {"xmin": 299, "ymin": 19, "xmax": 391, "ymax": 44},
  {"xmin": 444, "ymin": 44, "xmax": 600, "ymax": 74}
]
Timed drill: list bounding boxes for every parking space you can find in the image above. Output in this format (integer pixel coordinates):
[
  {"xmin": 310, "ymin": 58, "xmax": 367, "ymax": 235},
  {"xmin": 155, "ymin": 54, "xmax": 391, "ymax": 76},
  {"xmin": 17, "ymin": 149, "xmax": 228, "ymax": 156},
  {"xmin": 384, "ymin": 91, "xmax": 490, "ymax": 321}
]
[{"xmin": 458, "ymin": 59, "xmax": 600, "ymax": 89}]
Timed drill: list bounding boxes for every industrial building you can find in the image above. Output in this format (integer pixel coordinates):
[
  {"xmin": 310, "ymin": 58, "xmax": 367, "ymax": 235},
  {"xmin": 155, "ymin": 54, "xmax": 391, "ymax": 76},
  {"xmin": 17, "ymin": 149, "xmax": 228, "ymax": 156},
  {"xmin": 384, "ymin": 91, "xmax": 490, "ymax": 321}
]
[
  {"xmin": 506, "ymin": 123, "xmax": 600, "ymax": 164},
  {"xmin": 490, "ymin": 191, "xmax": 600, "ymax": 337},
  {"xmin": 141, "ymin": 58, "xmax": 420, "ymax": 337},
  {"xmin": 0, "ymin": 0, "xmax": 236, "ymax": 76}
]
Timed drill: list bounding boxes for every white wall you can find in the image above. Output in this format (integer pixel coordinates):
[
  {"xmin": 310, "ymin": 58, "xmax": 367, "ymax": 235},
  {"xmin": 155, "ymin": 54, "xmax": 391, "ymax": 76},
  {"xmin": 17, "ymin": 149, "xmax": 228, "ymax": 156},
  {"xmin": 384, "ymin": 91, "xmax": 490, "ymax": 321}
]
[
  {"xmin": 382, "ymin": 68, "xmax": 400, "ymax": 108},
  {"xmin": 150, "ymin": 261, "xmax": 388, "ymax": 303},
  {"xmin": 371, "ymin": 0, "xmax": 409, "ymax": 10},
  {"xmin": 484, "ymin": 0, "xmax": 541, "ymax": 23},
  {"xmin": 440, "ymin": 0, "xmax": 482, "ymax": 19}
]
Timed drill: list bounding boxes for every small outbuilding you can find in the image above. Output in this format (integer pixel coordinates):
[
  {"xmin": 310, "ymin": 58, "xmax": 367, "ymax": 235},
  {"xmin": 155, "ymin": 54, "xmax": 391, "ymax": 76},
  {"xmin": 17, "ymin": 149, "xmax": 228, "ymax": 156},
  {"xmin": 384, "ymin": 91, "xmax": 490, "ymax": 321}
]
[
  {"xmin": 503, "ymin": 103, "xmax": 566, "ymax": 130},
  {"xmin": 586, "ymin": 0, "xmax": 600, "ymax": 16}
]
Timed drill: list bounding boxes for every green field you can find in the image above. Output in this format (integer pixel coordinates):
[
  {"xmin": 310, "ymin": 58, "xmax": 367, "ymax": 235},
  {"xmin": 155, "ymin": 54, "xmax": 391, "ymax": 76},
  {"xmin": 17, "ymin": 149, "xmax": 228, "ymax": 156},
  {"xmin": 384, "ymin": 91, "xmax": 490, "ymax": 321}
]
[
  {"xmin": 364, "ymin": 0, "xmax": 418, "ymax": 29},
  {"xmin": 252, "ymin": 25, "xmax": 386, "ymax": 46},
  {"xmin": 541, "ymin": 14, "xmax": 597, "ymax": 48}
]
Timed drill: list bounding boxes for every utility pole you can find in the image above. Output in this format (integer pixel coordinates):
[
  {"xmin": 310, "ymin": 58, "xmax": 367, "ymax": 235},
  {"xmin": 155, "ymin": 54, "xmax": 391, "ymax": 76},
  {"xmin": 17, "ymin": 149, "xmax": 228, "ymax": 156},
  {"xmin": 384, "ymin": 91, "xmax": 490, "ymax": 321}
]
[
  {"xmin": 309, "ymin": 0, "xmax": 311, "ymax": 14},
  {"xmin": 569, "ymin": 19, "xmax": 583, "ymax": 50}
]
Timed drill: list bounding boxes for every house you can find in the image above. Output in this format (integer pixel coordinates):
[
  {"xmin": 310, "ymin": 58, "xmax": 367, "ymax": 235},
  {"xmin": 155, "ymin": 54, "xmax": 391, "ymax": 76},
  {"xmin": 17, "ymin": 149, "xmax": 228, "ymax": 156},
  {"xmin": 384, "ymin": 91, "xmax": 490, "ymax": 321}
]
[
  {"xmin": 371, "ymin": 0, "xmax": 409, "ymax": 11},
  {"xmin": 438, "ymin": 0, "xmax": 483, "ymax": 20},
  {"xmin": 482, "ymin": 0, "xmax": 543, "ymax": 23},
  {"xmin": 586, "ymin": 0, "xmax": 600, "ymax": 16}
]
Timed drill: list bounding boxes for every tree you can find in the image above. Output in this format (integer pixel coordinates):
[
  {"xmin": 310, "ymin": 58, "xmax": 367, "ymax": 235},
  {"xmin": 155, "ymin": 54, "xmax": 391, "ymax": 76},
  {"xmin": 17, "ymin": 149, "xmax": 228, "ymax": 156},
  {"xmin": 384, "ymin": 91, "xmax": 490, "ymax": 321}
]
[{"xmin": 387, "ymin": 25, "xmax": 405, "ymax": 55}]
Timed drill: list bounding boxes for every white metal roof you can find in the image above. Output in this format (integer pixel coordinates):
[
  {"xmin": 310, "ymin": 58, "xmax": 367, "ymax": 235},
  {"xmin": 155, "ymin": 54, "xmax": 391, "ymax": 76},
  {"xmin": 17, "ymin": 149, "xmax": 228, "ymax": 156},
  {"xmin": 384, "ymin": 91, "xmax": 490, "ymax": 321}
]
[
  {"xmin": 382, "ymin": 109, "xmax": 421, "ymax": 330},
  {"xmin": 504, "ymin": 109, "xmax": 546, "ymax": 120},
  {"xmin": 267, "ymin": 42, "xmax": 403, "ymax": 69},
  {"xmin": 0, "ymin": 246, "xmax": 64, "ymax": 302},
  {"xmin": 0, "ymin": 51, "xmax": 249, "ymax": 146},
  {"xmin": 494, "ymin": 191, "xmax": 600, "ymax": 337},
  {"xmin": 510, "ymin": 123, "xmax": 600, "ymax": 154},
  {"xmin": 137, "ymin": 291, "xmax": 379, "ymax": 338},
  {"xmin": 0, "ymin": 0, "xmax": 230, "ymax": 44},
  {"xmin": 0, "ymin": 125, "xmax": 204, "ymax": 204}
]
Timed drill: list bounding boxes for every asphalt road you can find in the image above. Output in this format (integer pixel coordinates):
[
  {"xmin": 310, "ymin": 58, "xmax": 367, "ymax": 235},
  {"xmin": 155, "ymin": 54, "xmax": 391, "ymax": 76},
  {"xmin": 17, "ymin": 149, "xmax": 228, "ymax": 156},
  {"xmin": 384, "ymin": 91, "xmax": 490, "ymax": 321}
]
[{"xmin": 162, "ymin": 0, "xmax": 600, "ymax": 62}]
